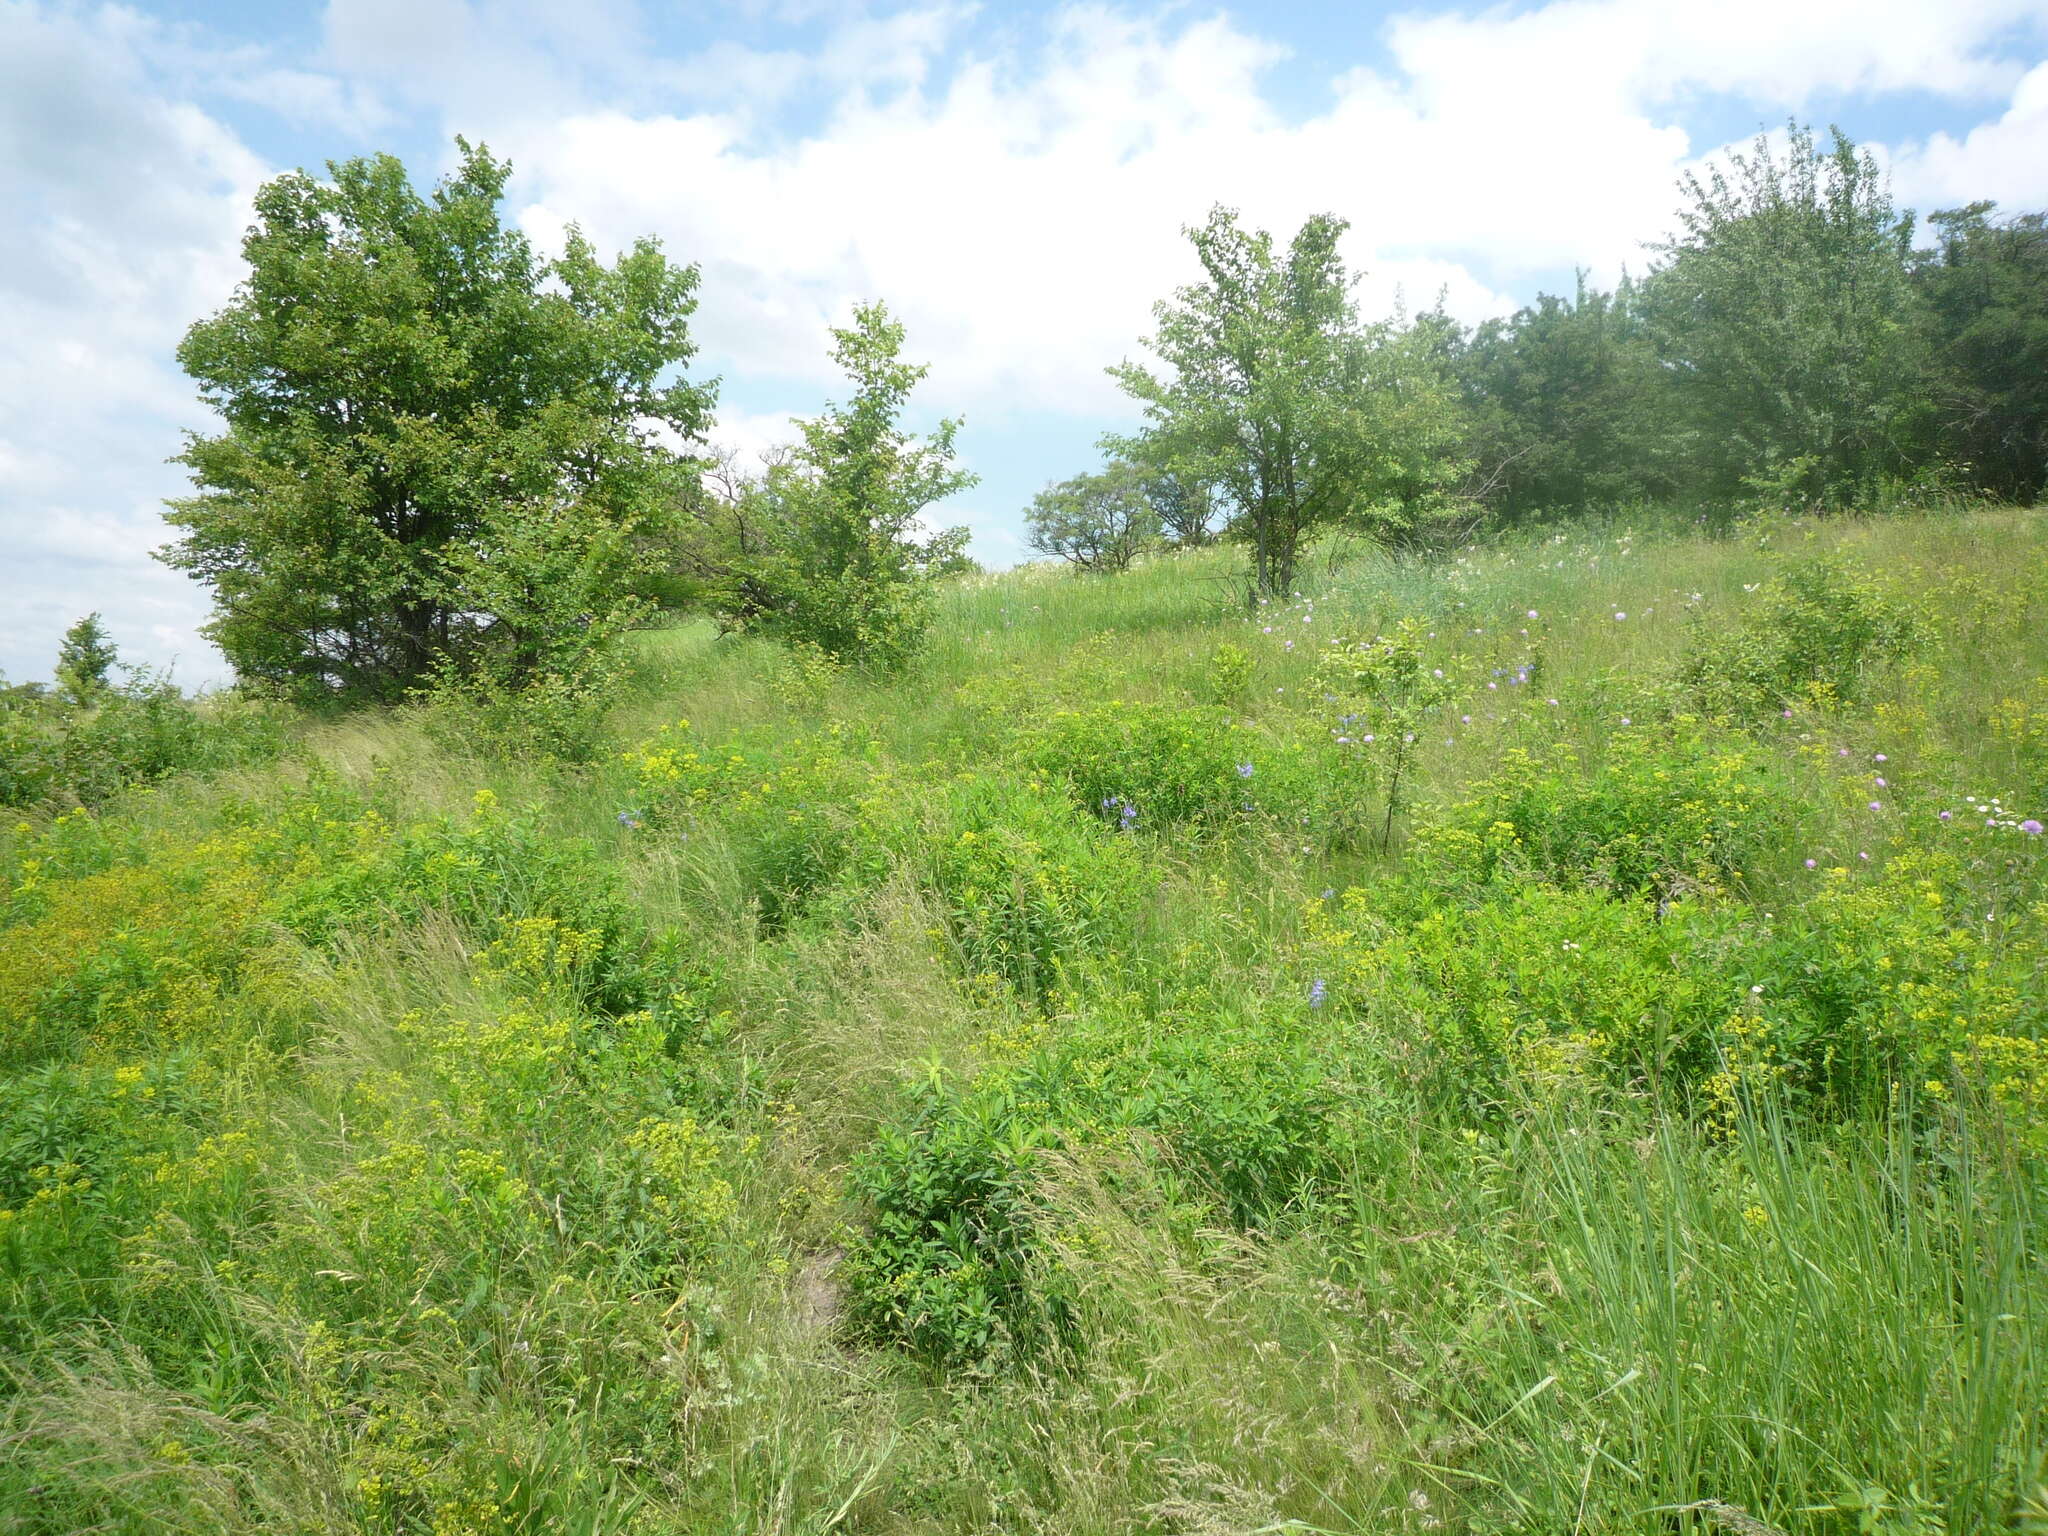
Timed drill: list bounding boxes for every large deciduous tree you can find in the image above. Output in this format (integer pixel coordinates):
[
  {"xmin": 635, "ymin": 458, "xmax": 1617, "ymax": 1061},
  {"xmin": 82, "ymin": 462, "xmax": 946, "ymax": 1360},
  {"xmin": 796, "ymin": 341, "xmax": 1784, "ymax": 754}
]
[
  {"xmin": 161, "ymin": 140, "xmax": 713, "ymax": 702},
  {"xmin": 1109, "ymin": 206, "xmax": 1464, "ymax": 601},
  {"xmin": 1456, "ymin": 275, "xmax": 1679, "ymax": 521},
  {"xmin": 1643, "ymin": 125, "xmax": 1923, "ymax": 510},
  {"xmin": 1025, "ymin": 464, "xmax": 1160, "ymax": 573}
]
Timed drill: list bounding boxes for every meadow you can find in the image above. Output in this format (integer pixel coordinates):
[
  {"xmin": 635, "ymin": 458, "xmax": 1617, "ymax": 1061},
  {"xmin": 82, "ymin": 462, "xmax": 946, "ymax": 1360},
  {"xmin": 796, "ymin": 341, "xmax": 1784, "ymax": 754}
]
[{"xmin": 4, "ymin": 504, "xmax": 2046, "ymax": 1534}]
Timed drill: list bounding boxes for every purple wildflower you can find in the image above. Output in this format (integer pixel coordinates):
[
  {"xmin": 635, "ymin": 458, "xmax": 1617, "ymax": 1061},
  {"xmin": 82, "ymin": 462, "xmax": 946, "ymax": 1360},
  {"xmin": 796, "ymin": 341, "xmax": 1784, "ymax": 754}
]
[
  {"xmin": 2024, "ymin": 819, "xmax": 2045, "ymax": 836},
  {"xmin": 1236, "ymin": 762, "xmax": 1255, "ymax": 779},
  {"xmin": 1308, "ymin": 978, "xmax": 1327, "ymax": 1009}
]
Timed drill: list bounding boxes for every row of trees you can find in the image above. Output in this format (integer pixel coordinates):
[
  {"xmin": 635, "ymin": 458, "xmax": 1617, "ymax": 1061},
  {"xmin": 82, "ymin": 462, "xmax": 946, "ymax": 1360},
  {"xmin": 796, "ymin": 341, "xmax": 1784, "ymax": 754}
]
[
  {"xmin": 156, "ymin": 126, "xmax": 2045, "ymax": 705},
  {"xmin": 162, "ymin": 140, "xmax": 973, "ymax": 710},
  {"xmin": 1032, "ymin": 127, "xmax": 2048, "ymax": 600}
]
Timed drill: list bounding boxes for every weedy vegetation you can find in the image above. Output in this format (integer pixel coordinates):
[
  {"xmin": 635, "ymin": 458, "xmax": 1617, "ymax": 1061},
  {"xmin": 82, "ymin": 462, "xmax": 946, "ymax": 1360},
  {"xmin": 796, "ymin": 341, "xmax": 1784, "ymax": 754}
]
[
  {"xmin": 3, "ymin": 126, "xmax": 2048, "ymax": 1535},
  {"xmin": 5, "ymin": 508, "xmax": 2048, "ymax": 1534}
]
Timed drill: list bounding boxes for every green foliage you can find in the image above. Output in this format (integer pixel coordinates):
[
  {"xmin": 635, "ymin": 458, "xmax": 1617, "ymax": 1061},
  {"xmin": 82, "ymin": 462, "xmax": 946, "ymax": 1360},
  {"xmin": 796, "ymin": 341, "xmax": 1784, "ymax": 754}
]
[
  {"xmin": 1202, "ymin": 641, "xmax": 1253, "ymax": 704},
  {"xmin": 1024, "ymin": 463, "xmax": 1160, "ymax": 573},
  {"xmin": 845, "ymin": 989, "xmax": 1360, "ymax": 1367},
  {"xmin": 1137, "ymin": 464, "xmax": 1216, "ymax": 546},
  {"xmin": 921, "ymin": 773, "xmax": 1146, "ymax": 1003},
  {"xmin": 1681, "ymin": 554, "xmax": 1922, "ymax": 714},
  {"xmin": 1108, "ymin": 205, "xmax": 1469, "ymax": 599},
  {"xmin": 768, "ymin": 639, "xmax": 847, "ymax": 709},
  {"xmin": 1019, "ymin": 701, "xmax": 1264, "ymax": 832},
  {"xmin": 1312, "ymin": 881, "xmax": 1736, "ymax": 1109},
  {"xmin": 1412, "ymin": 720, "xmax": 1804, "ymax": 900},
  {"xmin": 1916, "ymin": 203, "xmax": 2048, "ymax": 502},
  {"xmin": 1749, "ymin": 850, "xmax": 2048, "ymax": 1121},
  {"xmin": 0, "ymin": 673, "xmax": 289, "ymax": 812},
  {"xmin": 162, "ymin": 139, "xmax": 710, "ymax": 702},
  {"xmin": 1309, "ymin": 618, "xmax": 1471, "ymax": 850},
  {"xmin": 1644, "ymin": 124, "xmax": 1925, "ymax": 509},
  {"xmin": 12, "ymin": 504, "xmax": 2048, "ymax": 1532},
  {"xmin": 675, "ymin": 304, "xmax": 975, "ymax": 669},
  {"xmin": 54, "ymin": 614, "xmax": 119, "ymax": 707},
  {"xmin": 1456, "ymin": 276, "xmax": 1679, "ymax": 520},
  {"xmin": 843, "ymin": 1071, "xmax": 1069, "ymax": 1368},
  {"xmin": 625, "ymin": 719, "xmax": 895, "ymax": 926}
]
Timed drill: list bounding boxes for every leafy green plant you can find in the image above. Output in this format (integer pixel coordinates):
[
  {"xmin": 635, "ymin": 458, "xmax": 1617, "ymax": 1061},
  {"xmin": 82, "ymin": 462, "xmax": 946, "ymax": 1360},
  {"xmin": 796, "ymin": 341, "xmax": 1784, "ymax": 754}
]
[
  {"xmin": 1412, "ymin": 720, "xmax": 1803, "ymax": 900},
  {"xmin": 673, "ymin": 303, "xmax": 975, "ymax": 669},
  {"xmin": 1680, "ymin": 555, "xmax": 1921, "ymax": 715},
  {"xmin": 0, "ymin": 675, "xmax": 290, "ymax": 812},
  {"xmin": 921, "ymin": 773, "xmax": 1147, "ymax": 1003},
  {"xmin": 845, "ymin": 989, "xmax": 1367, "ymax": 1366},
  {"xmin": 162, "ymin": 140, "xmax": 710, "ymax": 702},
  {"xmin": 1024, "ymin": 464, "xmax": 1160, "ymax": 574},
  {"xmin": 1309, "ymin": 617, "xmax": 1470, "ymax": 850},
  {"xmin": 1203, "ymin": 641, "xmax": 1253, "ymax": 704}
]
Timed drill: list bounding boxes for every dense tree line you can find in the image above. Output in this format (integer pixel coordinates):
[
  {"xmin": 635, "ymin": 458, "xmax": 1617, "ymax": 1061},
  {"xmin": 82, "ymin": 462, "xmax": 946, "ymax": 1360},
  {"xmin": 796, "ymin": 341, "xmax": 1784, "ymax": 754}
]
[
  {"xmin": 1048, "ymin": 125, "xmax": 2048, "ymax": 598},
  {"xmin": 1462, "ymin": 132, "xmax": 2048, "ymax": 519},
  {"xmin": 130, "ymin": 124, "xmax": 2047, "ymax": 717}
]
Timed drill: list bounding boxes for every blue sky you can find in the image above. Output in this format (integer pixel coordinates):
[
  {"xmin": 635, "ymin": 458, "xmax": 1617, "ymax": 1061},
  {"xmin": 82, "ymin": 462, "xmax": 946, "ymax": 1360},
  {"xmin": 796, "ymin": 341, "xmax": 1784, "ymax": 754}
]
[{"xmin": 5, "ymin": 0, "xmax": 2048, "ymax": 688}]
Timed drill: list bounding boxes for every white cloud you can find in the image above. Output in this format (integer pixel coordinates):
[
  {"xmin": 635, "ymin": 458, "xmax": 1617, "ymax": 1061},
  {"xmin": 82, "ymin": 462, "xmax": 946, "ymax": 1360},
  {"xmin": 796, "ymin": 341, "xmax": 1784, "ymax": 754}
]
[
  {"xmin": 0, "ymin": 1, "xmax": 267, "ymax": 686},
  {"xmin": 1386, "ymin": 0, "xmax": 2039, "ymax": 111},
  {"xmin": 1890, "ymin": 60, "xmax": 2048, "ymax": 209},
  {"xmin": 479, "ymin": 0, "xmax": 2047, "ymax": 440}
]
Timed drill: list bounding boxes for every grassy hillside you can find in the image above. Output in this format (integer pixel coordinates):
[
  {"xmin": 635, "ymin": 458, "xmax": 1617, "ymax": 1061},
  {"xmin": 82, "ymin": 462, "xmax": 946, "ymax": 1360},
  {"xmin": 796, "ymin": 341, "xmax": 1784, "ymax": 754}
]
[{"xmin": 5, "ymin": 507, "xmax": 2047, "ymax": 1534}]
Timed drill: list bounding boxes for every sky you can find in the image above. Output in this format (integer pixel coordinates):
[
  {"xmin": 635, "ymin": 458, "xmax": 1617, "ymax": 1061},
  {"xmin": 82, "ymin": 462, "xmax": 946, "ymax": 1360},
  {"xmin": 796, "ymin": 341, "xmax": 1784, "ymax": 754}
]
[{"xmin": 4, "ymin": 0, "xmax": 2048, "ymax": 689}]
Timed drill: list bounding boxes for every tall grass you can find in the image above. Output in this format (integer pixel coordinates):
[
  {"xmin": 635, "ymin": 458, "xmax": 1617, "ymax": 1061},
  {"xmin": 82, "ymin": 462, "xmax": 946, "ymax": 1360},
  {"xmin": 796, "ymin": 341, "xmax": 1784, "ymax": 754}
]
[{"xmin": 3, "ymin": 504, "xmax": 2045, "ymax": 1534}]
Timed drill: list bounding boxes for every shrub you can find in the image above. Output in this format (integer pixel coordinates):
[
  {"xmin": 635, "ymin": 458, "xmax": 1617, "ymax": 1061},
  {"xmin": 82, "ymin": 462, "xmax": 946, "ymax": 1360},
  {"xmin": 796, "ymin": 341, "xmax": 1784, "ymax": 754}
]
[
  {"xmin": 1309, "ymin": 882, "xmax": 1739, "ymax": 1111},
  {"xmin": 1018, "ymin": 702, "xmax": 1263, "ymax": 833},
  {"xmin": 1411, "ymin": 721, "xmax": 1803, "ymax": 900},
  {"xmin": 274, "ymin": 786, "xmax": 661, "ymax": 1013},
  {"xmin": 674, "ymin": 304, "xmax": 975, "ymax": 670},
  {"xmin": 1743, "ymin": 850, "xmax": 2048, "ymax": 1121},
  {"xmin": 0, "ymin": 677, "xmax": 289, "ymax": 811},
  {"xmin": 921, "ymin": 773, "xmax": 1148, "ymax": 1002},
  {"xmin": 843, "ymin": 1073, "xmax": 1068, "ymax": 1368},
  {"xmin": 623, "ymin": 720, "xmax": 895, "ymax": 926},
  {"xmin": 1989, "ymin": 677, "xmax": 2048, "ymax": 803},
  {"xmin": 844, "ymin": 989, "xmax": 1366, "ymax": 1366},
  {"xmin": 1307, "ymin": 618, "xmax": 1471, "ymax": 850},
  {"xmin": 418, "ymin": 616, "xmax": 640, "ymax": 765},
  {"xmin": 1680, "ymin": 554, "xmax": 1921, "ymax": 715},
  {"xmin": 1202, "ymin": 641, "xmax": 1253, "ymax": 704}
]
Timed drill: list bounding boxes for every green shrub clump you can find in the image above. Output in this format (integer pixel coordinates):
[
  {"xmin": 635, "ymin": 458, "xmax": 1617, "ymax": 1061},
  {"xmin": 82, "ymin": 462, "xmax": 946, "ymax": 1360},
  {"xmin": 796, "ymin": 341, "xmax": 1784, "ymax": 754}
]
[
  {"xmin": 0, "ymin": 676, "xmax": 289, "ymax": 811},
  {"xmin": 845, "ymin": 989, "xmax": 1369, "ymax": 1367},
  {"xmin": 1412, "ymin": 720, "xmax": 1804, "ymax": 900},
  {"xmin": 1681, "ymin": 554, "xmax": 1921, "ymax": 715},
  {"xmin": 1018, "ymin": 701, "xmax": 1326, "ymax": 838}
]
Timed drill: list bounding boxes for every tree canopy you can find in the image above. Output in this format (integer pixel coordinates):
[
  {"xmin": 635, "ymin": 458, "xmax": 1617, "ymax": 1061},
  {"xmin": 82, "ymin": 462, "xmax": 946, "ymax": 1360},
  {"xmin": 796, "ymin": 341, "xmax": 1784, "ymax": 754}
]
[
  {"xmin": 672, "ymin": 303, "xmax": 975, "ymax": 668},
  {"xmin": 1108, "ymin": 206, "xmax": 1467, "ymax": 600},
  {"xmin": 1025, "ymin": 464, "xmax": 1160, "ymax": 573},
  {"xmin": 162, "ymin": 140, "xmax": 713, "ymax": 701}
]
